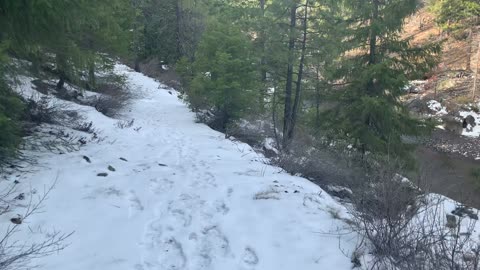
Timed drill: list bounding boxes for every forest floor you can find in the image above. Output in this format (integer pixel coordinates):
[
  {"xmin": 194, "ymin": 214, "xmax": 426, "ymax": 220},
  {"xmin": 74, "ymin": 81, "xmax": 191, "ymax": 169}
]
[{"xmin": 2, "ymin": 64, "xmax": 362, "ymax": 270}]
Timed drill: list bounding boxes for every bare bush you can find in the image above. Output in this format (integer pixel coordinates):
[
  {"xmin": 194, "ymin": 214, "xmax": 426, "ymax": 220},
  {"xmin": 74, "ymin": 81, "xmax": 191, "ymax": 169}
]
[
  {"xmin": 89, "ymin": 75, "xmax": 131, "ymax": 118},
  {"xmin": 253, "ymin": 188, "xmax": 280, "ymax": 200},
  {"xmin": 26, "ymin": 96, "xmax": 63, "ymax": 125},
  {"xmin": 24, "ymin": 127, "xmax": 94, "ymax": 154},
  {"xmin": 347, "ymin": 163, "xmax": 480, "ymax": 270},
  {"xmin": 115, "ymin": 119, "xmax": 135, "ymax": 129},
  {"xmin": 71, "ymin": 121, "xmax": 97, "ymax": 134},
  {"xmin": 0, "ymin": 180, "xmax": 72, "ymax": 270}
]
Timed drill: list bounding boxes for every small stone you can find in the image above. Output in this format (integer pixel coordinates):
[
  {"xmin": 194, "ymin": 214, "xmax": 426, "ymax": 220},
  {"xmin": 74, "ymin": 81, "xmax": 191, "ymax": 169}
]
[
  {"xmin": 83, "ymin": 156, "xmax": 91, "ymax": 163},
  {"xmin": 158, "ymin": 163, "xmax": 167, "ymax": 167},
  {"xmin": 294, "ymin": 190, "xmax": 300, "ymax": 194},
  {"xmin": 13, "ymin": 180, "xmax": 20, "ymax": 184},
  {"xmin": 14, "ymin": 193, "xmax": 25, "ymax": 200},
  {"xmin": 10, "ymin": 216, "xmax": 22, "ymax": 225},
  {"xmin": 120, "ymin": 157, "xmax": 128, "ymax": 162},
  {"xmin": 108, "ymin": 165, "xmax": 116, "ymax": 172},
  {"xmin": 97, "ymin": 173, "xmax": 108, "ymax": 177}
]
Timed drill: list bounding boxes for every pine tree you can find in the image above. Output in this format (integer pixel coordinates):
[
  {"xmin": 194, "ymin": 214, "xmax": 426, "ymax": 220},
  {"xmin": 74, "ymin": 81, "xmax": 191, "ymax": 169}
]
[
  {"xmin": 0, "ymin": 0, "xmax": 133, "ymax": 160},
  {"xmin": 180, "ymin": 19, "xmax": 259, "ymax": 130},
  {"xmin": 324, "ymin": 0, "xmax": 439, "ymax": 162}
]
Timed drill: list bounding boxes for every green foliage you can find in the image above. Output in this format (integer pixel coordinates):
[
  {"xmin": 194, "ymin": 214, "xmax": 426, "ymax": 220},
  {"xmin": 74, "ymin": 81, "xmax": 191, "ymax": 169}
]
[
  {"xmin": 180, "ymin": 19, "xmax": 259, "ymax": 129},
  {"xmin": 429, "ymin": 0, "xmax": 480, "ymax": 30},
  {"xmin": 324, "ymin": 0, "xmax": 440, "ymax": 161},
  {"xmin": 143, "ymin": 0, "xmax": 180, "ymax": 64},
  {"xmin": 0, "ymin": 76, "xmax": 24, "ymax": 160},
  {"xmin": 0, "ymin": 0, "xmax": 133, "ymax": 84},
  {"xmin": 0, "ymin": 0, "xmax": 133, "ymax": 162}
]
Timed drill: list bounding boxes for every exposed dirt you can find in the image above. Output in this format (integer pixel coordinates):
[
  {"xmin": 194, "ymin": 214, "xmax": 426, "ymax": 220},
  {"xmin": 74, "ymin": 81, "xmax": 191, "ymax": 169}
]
[{"xmin": 414, "ymin": 145, "xmax": 480, "ymax": 208}]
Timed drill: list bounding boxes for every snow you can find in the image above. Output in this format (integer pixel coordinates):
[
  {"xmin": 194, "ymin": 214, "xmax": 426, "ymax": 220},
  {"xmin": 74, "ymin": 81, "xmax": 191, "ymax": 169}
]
[
  {"xmin": 263, "ymin": 138, "xmax": 279, "ymax": 155},
  {"xmin": 427, "ymin": 100, "xmax": 448, "ymax": 116},
  {"xmin": 3, "ymin": 64, "xmax": 360, "ymax": 270}
]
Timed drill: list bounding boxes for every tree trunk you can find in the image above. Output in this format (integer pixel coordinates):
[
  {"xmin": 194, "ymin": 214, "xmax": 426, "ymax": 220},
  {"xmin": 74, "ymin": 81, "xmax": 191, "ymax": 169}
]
[
  {"xmin": 56, "ymin": 73, "xmax": 65, "ymax": 90},
  {"xmin": 315, "ymin": 64, "xmax": 321, "ymax": 127},
  {"xmin": 259, "ymin": 0, "xmax": 267, "ymax": 112},
  {"xmin": 134, "ymin": 58, "xmax": 141, "ymax": 72},
  {"xmin": 282, "ymin": 3, "xmax": 297, "ymax": 149},
  {"xmin": 175, "ymin": 0, "xmax": 182, "ymax": 60},
  {"xmin": 56, "ymin": 54, "xmax": 67, "ymax": 90},
  {"xmin": 366, "ymin": 0, "xmax": 379, "ymax": 95},
  {"xmin": 473, "ymin": 40, "xmax": 480, "ymax": 100},
  {"xmin": 368, "ymin": 0, "xmax": 379, "ymax": 66},
  {"xmin": 467, "ymin": 28, "xmax": 473, "ymax": 71},
  {"xmin": 88, "ymin": 61, "xmax": 96, "ymax": 90},
  {"xmin": 288, "ymin": 0, "xmax": 309, "ymax": 141}
]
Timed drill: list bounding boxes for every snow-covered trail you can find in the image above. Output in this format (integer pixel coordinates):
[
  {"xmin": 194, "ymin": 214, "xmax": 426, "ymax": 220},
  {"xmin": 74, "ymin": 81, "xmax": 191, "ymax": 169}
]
[{"xmin": 7, "ymin": 65, "xmax": 358, "ymax": 270}]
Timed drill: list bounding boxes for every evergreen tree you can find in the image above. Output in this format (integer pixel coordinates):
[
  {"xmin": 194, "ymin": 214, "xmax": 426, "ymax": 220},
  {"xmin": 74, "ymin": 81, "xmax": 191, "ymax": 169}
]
[
  {"xmin": 180, "ymin": 19, "xmax": 259, "ymax": 130},
  {"xmin": 0, "ymin": 0, "xmax": 133, "ymax": 161},
  {"xmin": 324, "ymin": 0, "xmax": 439, "ymax": 162},
  {"xmin": 429, "ymin": 0, "xmax": 480, "ymax": 31}
]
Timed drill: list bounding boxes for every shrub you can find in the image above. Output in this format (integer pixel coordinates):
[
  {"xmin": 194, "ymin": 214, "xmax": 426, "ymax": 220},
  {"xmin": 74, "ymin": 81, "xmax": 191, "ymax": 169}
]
[
  {"xmin": 178, "ymin": 19, "xmax": 260, "ymax": 131},
  {"xmin": 0, "ymin": 79, "xmax": 24, "ymax": 163}
]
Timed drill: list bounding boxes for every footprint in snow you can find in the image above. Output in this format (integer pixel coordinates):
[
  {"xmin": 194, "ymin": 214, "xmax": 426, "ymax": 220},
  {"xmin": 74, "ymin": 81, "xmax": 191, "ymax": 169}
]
[
  {"xmin": 200, "ymin": 226, "xmax": 231, "ymax": 258},
  {"xmin": 128, "ymin": 190, "xmax": 144, "ymax": 218},
  {"xmin": 144, "ymin": 237, "xmax": 186, "ymax": 270},
  {"xmin": 242, "ymin": 247, "xmax": 259, "ymax": 266}
]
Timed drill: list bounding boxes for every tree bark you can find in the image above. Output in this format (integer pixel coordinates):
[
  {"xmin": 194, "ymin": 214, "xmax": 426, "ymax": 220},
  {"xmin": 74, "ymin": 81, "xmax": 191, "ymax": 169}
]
[
  {"xmin": 288, "ymin": 0, "xmax": 309, "ymax": 141},
  {"xmin": 366, "ymin": 0, "xmax": 379, "ymax": 96},
  {"xmin": 175, "ymin": 0, "xmax": 182, "ymax": 60},
  {"xmin": 315, "ymin": 64, "xmax": 321, "ymax": 127},
  {"xmin": 282, "ymin": 3, "xmax": 297, "ymax": 149},
  {"xmin": 134, "ymin": 58, "xmax": 141, "ymax": 72},
  {"xmin": 56, "ymin": 74, "xmax": 65, "ymax": 90},
  {"xmin": 473, "ymin": 40, "xmax": 480, "ymax": 100},
  {"xmin": 467, "ymin": 28, "xmax": 473, "ymax": 71},
  {"xmin": 368, "ymin": 0, "xmax": 379, "ymax": 66},
  {"xmin": 88, "ymin": 61, "xmax": 96, "ymax": 90},
  {"xmin": 259, "ymin": 0, "xmax": 267, "ymax": 112}
]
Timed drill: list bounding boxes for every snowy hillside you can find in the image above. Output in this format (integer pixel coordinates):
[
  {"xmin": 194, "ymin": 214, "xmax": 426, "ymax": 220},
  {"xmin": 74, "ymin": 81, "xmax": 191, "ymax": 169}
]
[{"xmin": 2, "ymin": 64, "xmax": 360, "ymax": 270}]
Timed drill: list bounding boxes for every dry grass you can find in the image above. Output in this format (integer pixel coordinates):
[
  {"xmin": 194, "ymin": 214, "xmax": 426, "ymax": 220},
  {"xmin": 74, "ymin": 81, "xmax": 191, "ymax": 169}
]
[{"xmin": 253, "ymin": 188, "xmax": 280, "ymax": 200}]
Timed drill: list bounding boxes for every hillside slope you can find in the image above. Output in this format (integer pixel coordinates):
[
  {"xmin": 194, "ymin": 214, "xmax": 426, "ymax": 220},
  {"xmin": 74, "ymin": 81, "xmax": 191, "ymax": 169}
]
[{"xmin": 2, "ymin": 64, "xmax": 359, "ymax": 270}]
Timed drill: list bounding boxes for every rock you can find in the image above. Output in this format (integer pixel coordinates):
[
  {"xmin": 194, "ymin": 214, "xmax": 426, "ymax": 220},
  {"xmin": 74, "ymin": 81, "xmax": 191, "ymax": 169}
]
[
  {"xmin": 14, "ymin": 193, "xmax": 25, "ymax": 200},
  {"xmin": 294, "ymin": 190, "xmax": 300, "ymax": 194},
  {"xmin": 158, "ymin": 163, "xmax": 167, "ymax": 167},
  {"xmin": 452, "ymin": 205, "xmax": 479, "ymax": 220},
  {"xmin": 83, "ymin": 156, "xmax": 91, "ymax": 163},
  {"xmin": 13, "ymin": 180, "xmax": 20, "ymax": 184},
  {"xmin": 463, "ymin": 115, "xmax": 476, "ymax": 131},
  {"xmin": 97, "ymin": 173, "xmax": 108, "ymax": 177},
  {"xmin": 120, "ymin": 157, "xmax": 128, "ymax": 162},
  {"xmin": 108, "ymin": 165, "xmax": 116, "ymax": 172},
  {"xmin": 10, "ymin": 216, "xmax": 22, "ymax": 225}
]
